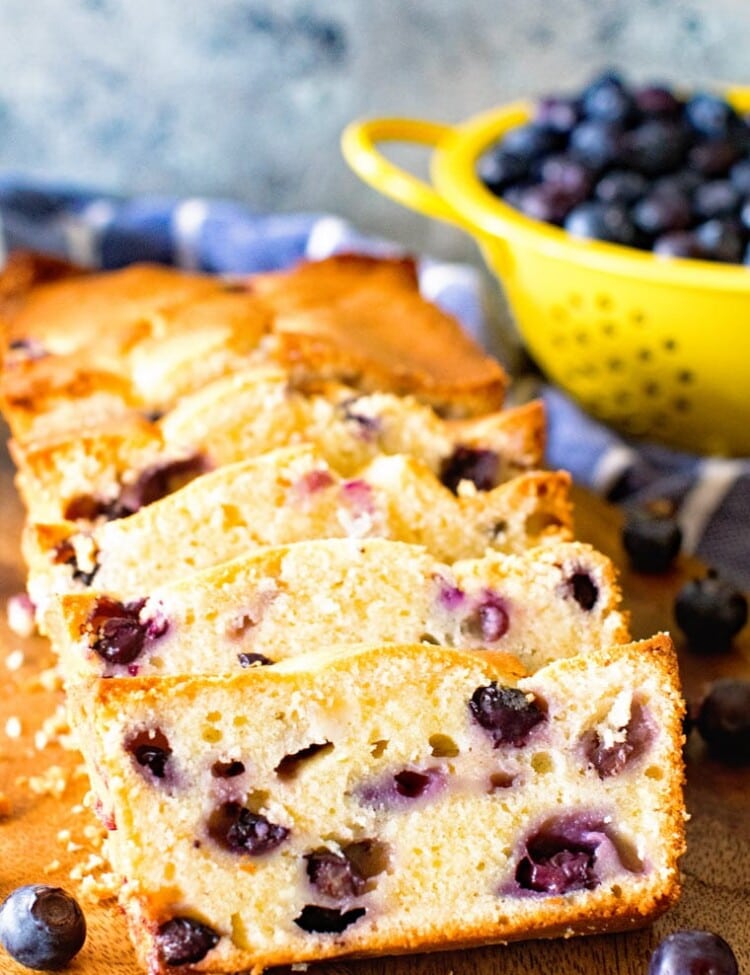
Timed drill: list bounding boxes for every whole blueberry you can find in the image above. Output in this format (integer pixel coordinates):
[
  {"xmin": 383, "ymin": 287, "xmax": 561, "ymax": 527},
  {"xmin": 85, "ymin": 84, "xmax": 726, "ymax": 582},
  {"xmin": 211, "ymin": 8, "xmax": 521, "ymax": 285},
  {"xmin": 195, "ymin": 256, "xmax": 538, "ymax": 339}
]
[
  {"xmin": 0, "ymin": 885, "xmax": 86, "ymax": 970},
  {"xmin": 696, "ymin": 679, "xmax": 750, "ymax": 765},
  {"xmin": 581, "ymin": 71, "xmax": 634, "ymax": 124},
  {"xmin": 654, "ymin": 169, "xmax": 703, "ymax": 197},
  {"xmin": 515, "ymin": 183, "xmax": 580, "ymax": 224},
  {"xmin": 595, "ymin": 169, "xmax": 649, "ymax": 206},
  {"xmin": 692, "ymin": 180, "xmax": 742, "ymax": 220},
  {"xmin": 685, "ymin": 93, "xmax": 739, "ymax": 139},
  {"xmin": 477, "ymin": 148, "xmax": 528, "ymax": 194},
  {"xmin": 729, "ymin": 158, "xmax": 750, "ymax": 195},
  {"xmin": 569, "ymin": 120, "xmax": 623, "ymax": 170},
  {"xmin": 653, "ymin": 231, "xmax": 706, "ymax": 260},
  {"xmin": 621, "ymin": 119, "xmax": 688, "ymax": 176},
  {"xmin": 622, "ymin": 509, "xmax": 682, "ymax": 573},
  {"xmin": 533, "ymin": 95, "xmax": 580, "ymax": 135},
  {"xmin": 695, "ymin": 219, "xmax": 745, "ymax": 264},
  {"xmin": 538, "ymin": 154, "xmax": 594, "ymax": 198},
  {"xmin": 633, "ymin": 191, "xmax": 692, "ymax": 236},
  {"xmin": 633, "ymin": 84, "xmax": 683, "ymax": 117},
  {"xmin": 564, "ymin": 201, "xmax": 640, "ymax": 247},
  {"xmin": 688, "ymin": 140, "xmax": 741, "ymax": 178},
  {"xmin": 501, "ymin": 123, "xmax": 563, "ymax": 163},
  {"xmin": 674, "ymin": 570, "xmax": 748, "ymax": 652},
  {"xmin": 648, "ymin": 929, "xmax": 738, "ymax": 975}
]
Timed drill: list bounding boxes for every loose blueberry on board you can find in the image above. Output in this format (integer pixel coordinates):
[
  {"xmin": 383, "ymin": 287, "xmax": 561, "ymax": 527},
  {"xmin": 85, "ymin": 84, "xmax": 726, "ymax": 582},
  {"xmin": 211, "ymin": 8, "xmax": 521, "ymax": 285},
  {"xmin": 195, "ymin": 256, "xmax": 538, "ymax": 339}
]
[
  {"xmin": 622, "ymin": 507, "xmax": 682, "ymax": 573},
  {"xmin": 695, "ymin": 678, "xmax": 750, "ymax": 765},
  {"xmin": 648, "ymin": 930, "xmax": 738, "ymax": 975},
  {"xmin": 0, "ymin": 885, "xmax": 86, "ymax": 970},
  {"xmin": 674, "ymin": 570, "xmax": 748, "ymax": 652},
  {"xmin": 156, "ymin": 917, "xmax": 220, "ymax": 967}
]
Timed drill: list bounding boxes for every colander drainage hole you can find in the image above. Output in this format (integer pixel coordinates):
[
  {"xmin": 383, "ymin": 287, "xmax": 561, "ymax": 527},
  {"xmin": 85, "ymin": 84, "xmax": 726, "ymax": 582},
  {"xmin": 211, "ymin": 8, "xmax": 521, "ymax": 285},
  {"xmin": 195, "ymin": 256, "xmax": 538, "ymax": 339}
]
[
  {"xmin": 643, "ymin": 381, "xmax": 660, "ymax": 397},
  {"xmin": 607, "ymin": 358, "xmax": 623, "ymax": 372},
  {"xmin": 677, "ymin": 369, "xmax": 693, "ymax": 384},
  {"xmin": 663, "ymin": 338, "xmax": 677, "ymax": 352},
  {"xmin": 674, "ymin": 397, "xmax": 691, "ymax": 413},
  {"xmin": 596, "ymin": 294, "xmax": 613, "ymax": 310},
  {"xmin": 637, "ymin": 348, "xmax": 652, "ymax": 362},
  {"xmin": 630, "ymin": 310, "xmax": 646, "ymax": 326},
  {"xmin": 567, "ymin": 292, "xmax": 583, "ymax": 309}
]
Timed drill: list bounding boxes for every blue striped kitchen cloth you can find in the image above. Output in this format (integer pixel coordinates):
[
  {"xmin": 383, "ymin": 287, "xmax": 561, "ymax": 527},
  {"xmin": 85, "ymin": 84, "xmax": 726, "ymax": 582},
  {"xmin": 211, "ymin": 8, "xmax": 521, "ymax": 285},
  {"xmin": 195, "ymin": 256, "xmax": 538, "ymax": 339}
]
[{"xmin": 1, "ymin": 176, "xmax": 748, "ymax": 588}]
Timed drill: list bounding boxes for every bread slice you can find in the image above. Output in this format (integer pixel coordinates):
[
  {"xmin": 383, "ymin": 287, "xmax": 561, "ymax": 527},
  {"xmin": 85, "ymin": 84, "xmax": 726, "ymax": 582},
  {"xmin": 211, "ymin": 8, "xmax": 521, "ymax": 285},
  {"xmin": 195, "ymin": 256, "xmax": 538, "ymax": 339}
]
[
  {"xmin": 68, "ymin": 637, "xmax": 685, "ymax": 974},
  {"xmin": 1, "ymin": 253, "xmax": 507, "ymax": 443},
  {"xmin": 47, "ymin": 538, "xmax": 628, "ymax": 681},
  {"xmin": 23, "ymin": 445, "xmax": 572, "ymax": 628},
  {"xmin": 11, "ymin": 366, "xmax": 544, "ymax": 523}
]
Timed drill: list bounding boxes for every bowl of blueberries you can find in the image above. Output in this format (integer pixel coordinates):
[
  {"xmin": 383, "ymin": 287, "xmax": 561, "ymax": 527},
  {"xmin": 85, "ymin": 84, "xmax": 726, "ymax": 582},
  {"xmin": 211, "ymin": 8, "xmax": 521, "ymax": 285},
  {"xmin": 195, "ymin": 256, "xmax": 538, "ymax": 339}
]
[{"xmin": 343, "ymin": 71, "xmax": 750, "ymax": 456}]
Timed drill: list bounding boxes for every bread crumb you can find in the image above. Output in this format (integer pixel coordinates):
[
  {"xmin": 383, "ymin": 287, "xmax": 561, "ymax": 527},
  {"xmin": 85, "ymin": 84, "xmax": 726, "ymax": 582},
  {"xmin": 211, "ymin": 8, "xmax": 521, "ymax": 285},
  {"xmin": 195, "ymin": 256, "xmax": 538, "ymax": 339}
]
[
  {"xmin": 44, "ymin": 859, "xmax": 61, "ymax": 875},
  {"xmin": 6, "ymin": 593, "xmax": 36, "ymax": 638},
  {"xmin": 5, "ymin": 649, "xmax": 25, "ymax": 671},
  {"xmin": 17, "ymin": 764, "xmax": 69, "ymax": 798},
  {"xmin": 5, "ymin": 715, "xmax": 22, "ymax": 739}
]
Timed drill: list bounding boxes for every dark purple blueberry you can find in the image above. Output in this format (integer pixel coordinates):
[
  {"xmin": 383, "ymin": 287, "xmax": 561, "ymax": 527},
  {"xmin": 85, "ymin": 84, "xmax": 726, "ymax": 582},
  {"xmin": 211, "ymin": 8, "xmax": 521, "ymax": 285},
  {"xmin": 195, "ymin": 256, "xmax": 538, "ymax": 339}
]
[
  {"xmin": 156, "ymin": 917, "xmax": 220, "ymax": 967},
  {"xmin": 514, "ymin": 183, "xmax": 580, "ymax": 225},
  {"xmin": 513, "ymin": 815, "xmax": 630, "ymax": 895},
  {"xmin": 634, "ymin": 85, "xmax": 683, "ymax": 117},
  {"xmin": 538, "ymin": 155, "xmax": 594, "ymax": 197},
  {"xmin": 695, "ymin": 679, "xmax": 750, "ymax": 765},
  {"xmin": 533, "ymin": 95, "xmax": 580, "ymax": 135},
  {"xmin": 729, "ymin": 158, "xmax": 750, "ymax": 195},
  {"xmin": 653, "ymin": 231, "xmax": 706, "ymax": 260},
  {"xmin": 564, "ymin": 201, "xmax": 640, "ymax": 246},
  {"xmin": 583, "ymin": 701, "xmax": 654, "ymax": 778},
  {"xmin": 581, "ymin": 71, "xmax": 634, "ymax": 125},
  {"xmin": 654, "ymin": 168, "xmax": 703, "ymax": 197},
  {"xmin": 207, "ymin": 801, "xmax": 289, "ymax": 855},
  {"xmin": 620, "ymin": 119, "xmax": 688, "ymax": 176},
  {"xmin": 693, "ymin": 180, "xmax": 742, "ymax": 220},
  {"xmin": 695, "ymin": 218, "xmax": 745, "ymax": 263},
  {"xmin": 567, "ymin": 571, "xmax": 599, "ymax": 611},
  {"xmin": 293, "ymin": 905, "xmax": 365, "ymax": 934},
  {"xmin": 52, "ymin": 539, "xmax": 100, "ymax": 587},
  {"xmin": 595, "ymin": 169, "xmax": 649, "ymax": 205},
  {"xmin": 685, "ymin": 93, "xmax": 739, "ymax": 139},
  {"xmin": 393, "ymin": 769, "xmax": 435, "ymax": 798},
  {"xmin": 117, "ymin": 454, "xmax": 209, "ymax": 516},
  {"xmin": 275, "ymin": 741, "xmax": 333, "ymax": 780},
  {"xmin": 501, "ymin": 123, "xmax": 564, "ymax": 163},
  {"xmin": 688, "ymin": 140, "xmax": 741, "ymax": 178},
  {"xmin": 622, "ymin": 508, "xmax": 682, "ymax": 573},
  {"xmin": 633, "ymin": 191, "xmax": 692, "ymax": 236},
  {"xmin": 436, "ymin": 579, "xmax": 467, "ymax": 611},
  {"xmin": 237, "ymin": 652, "xmax": 273, "ymax": 668},
  {"xmin": 7, "ymin": 337, "xmax": 49, "ymax": 360},
  {"xmin": 211, "ymin": 759, "xmax": 246, "ymax": 778},
  {"xmin": 462, "ymin": 591, "xmax": 510, "ymax": 642},
  {"xmin": 0, "ymin": 885, "xmax": 86, "ymax": 970},
  {"xmin": 648, "ymin": 930, "xmax": 738, "ymax": 975},
  {"xmin": 439, "ymin": 446, "xmax": 499, "ymax": 494},
  {"xmin": 125, "ymin": 728, "xmax": 172, "ymax": 780},
  {"xmin": 674, "ymin": 570, "xmax": 748, "ymax": 652},
  {"xmin": 469, "ymin": 683, "xmax": 546, "ymax": 747},
  {"xmin": 477, "ymin": 147, "xmax": 529, "ymax": 194},
  {"xmin": 305, "ymin": 848, "xmax": 366, "ymax": 899},
  {"xmin": 88, "ymin": 596, "xmax": 148, "ymax": 666},
  {"xmin": 569, "ymin": 120, "xmax": 624, "ymax": 170}
]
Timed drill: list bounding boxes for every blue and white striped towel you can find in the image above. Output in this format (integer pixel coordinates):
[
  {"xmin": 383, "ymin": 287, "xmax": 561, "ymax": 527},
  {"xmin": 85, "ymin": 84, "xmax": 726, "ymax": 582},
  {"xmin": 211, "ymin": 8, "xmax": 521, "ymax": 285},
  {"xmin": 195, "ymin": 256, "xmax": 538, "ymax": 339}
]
[{"xmin": 1, "ymin": 176, "xmax": 748, "ymax": 588}]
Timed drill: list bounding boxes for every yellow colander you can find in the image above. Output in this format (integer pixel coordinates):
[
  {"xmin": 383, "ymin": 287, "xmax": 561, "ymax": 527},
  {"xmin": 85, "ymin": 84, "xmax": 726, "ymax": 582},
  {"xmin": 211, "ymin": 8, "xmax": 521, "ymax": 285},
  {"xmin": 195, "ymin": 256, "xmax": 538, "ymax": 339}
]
[{"xmin": 341, "ymin": 94, "xmax": 750, "ymax": 457}]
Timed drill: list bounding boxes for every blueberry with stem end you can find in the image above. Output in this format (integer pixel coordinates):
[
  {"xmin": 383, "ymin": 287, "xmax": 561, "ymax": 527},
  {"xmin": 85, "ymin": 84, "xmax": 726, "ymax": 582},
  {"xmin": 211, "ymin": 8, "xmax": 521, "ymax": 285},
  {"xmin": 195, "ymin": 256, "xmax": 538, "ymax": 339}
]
[
  {"xmin": 674, "ymin": 569, "xmax": 748, "ymax": 651},
  {"xmin": 0, "ymin": 885, "xmax": 86, "ymax": 970},
  {"xmin": 648, "ymin": 930, "xmax": 738, "ymax": 975}
]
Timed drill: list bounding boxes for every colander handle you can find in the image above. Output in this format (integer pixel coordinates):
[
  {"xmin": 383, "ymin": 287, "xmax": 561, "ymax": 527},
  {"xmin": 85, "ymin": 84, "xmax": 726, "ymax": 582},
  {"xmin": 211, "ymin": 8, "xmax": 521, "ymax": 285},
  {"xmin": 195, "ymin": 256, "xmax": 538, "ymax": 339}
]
[{"xmin": 341, "ymin": 117, "xmax": 474, "ymax": 231}]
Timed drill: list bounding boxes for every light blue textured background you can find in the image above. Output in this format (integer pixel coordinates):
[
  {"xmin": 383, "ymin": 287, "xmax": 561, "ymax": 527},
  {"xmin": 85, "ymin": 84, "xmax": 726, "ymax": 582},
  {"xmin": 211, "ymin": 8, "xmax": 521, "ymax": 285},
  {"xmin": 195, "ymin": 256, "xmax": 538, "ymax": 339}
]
[{"xmin": 2, "ymin": 0, "xmax": 750, "ymax": 264}]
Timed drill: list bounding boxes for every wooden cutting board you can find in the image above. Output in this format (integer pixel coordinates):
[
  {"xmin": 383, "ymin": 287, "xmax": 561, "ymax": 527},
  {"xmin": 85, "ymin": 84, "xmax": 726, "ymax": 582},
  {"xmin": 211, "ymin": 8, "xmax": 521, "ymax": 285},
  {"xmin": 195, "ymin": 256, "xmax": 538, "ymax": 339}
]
[{"xmin": 1, "ymin": 429, "xmax": 748, "ymax": 975}]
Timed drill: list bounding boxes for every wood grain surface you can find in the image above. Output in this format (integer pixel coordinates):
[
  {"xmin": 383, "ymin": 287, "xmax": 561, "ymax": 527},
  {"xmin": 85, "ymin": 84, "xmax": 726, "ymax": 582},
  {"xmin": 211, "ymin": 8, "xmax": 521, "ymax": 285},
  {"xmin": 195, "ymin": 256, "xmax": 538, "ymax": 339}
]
[{"xmin": 0, "ymin": 421, "xmax": 748, "ymax": 975}]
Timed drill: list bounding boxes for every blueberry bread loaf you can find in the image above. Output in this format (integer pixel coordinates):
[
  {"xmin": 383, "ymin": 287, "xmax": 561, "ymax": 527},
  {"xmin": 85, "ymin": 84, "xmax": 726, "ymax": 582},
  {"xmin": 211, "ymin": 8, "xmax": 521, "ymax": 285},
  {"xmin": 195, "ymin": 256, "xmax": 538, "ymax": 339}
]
[
  {"xmin": 0, "ymin": 252, "xmax": 507, "ymax": 443},
  {"xmin": 69, "ymin": 638, "xmax": 685, "ymax": 975},
  {"xmin": 11, "ymin": 365, "xmax": 544, "ymax": 523},
  {"xmin": 48, "ymin": 538, "xmax": 628, "ymax": 681},
  {"xmin": 24, "ymin": 445, "xmax": 573, "ymax": 630}
]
